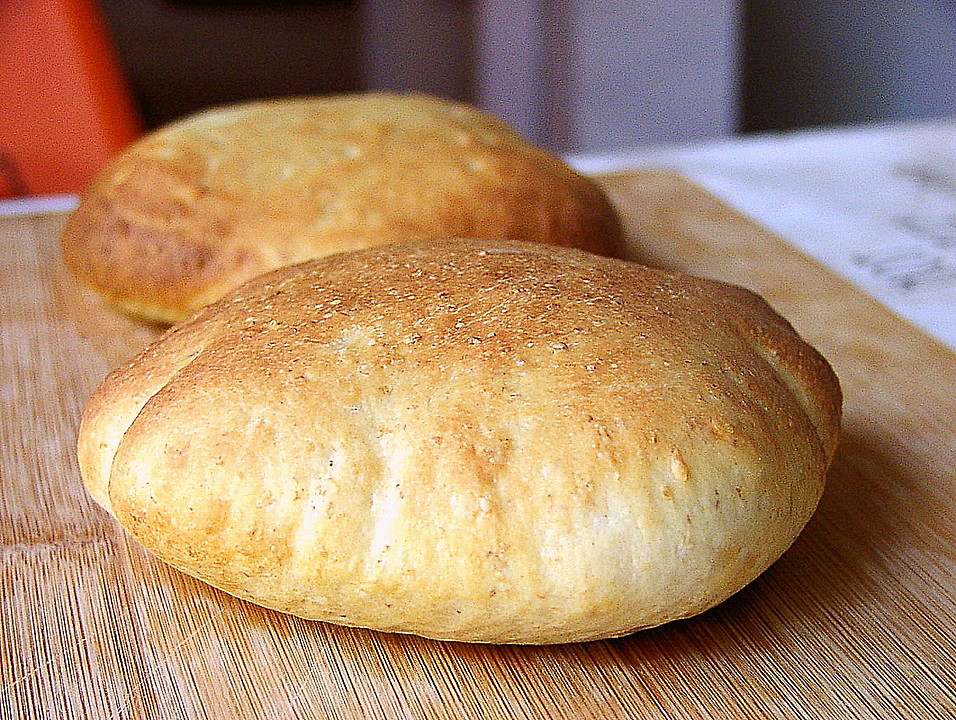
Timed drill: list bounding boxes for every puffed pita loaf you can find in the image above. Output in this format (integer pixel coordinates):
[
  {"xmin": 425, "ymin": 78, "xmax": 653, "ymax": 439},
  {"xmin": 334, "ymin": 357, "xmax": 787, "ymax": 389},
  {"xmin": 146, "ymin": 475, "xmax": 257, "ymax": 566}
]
[
  {"xmin": 61, "ymin": 93, "xmax": 624, "ymax": 324},
  {"xmin": 77, "ymin": 240, "xmax": 841, "ymax": 644}
]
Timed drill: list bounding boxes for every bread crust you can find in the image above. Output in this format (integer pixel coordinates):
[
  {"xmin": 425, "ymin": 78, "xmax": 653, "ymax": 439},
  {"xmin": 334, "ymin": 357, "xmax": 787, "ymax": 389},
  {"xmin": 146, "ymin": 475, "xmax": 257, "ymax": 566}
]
[
  {"xmin": 77, "ymin": 240, "xmax": 841, "ymax": 644},
  {"xmin": 61, "ymin": 93, "xmax": 625, "ymax": 323}
]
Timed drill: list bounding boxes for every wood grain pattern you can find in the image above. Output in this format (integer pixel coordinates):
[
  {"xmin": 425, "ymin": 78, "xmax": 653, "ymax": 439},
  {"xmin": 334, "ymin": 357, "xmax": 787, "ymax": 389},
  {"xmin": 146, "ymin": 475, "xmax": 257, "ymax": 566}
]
[{"xmin": 2, "ymin": 171, "xmax": 954, "ymax": 719}]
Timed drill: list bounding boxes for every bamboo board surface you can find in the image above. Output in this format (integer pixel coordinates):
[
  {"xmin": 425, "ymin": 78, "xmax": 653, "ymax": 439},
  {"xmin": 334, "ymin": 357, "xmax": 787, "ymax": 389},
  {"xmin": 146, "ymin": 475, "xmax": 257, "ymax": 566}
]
[{"xmin": 1, "ymin": 171, "xmax": 954, "ymax": 718}]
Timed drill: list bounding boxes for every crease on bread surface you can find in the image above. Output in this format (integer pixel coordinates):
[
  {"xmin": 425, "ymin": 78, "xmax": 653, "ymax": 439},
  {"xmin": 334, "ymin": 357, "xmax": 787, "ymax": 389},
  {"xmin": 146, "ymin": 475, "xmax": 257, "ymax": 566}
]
[
  {"xmin": 78, "ymin": 315, "xmax": 217, "ymax": 511},
  {"xmin": 77, "ymin": 240, "xmax": 842, "ymax": 644}
]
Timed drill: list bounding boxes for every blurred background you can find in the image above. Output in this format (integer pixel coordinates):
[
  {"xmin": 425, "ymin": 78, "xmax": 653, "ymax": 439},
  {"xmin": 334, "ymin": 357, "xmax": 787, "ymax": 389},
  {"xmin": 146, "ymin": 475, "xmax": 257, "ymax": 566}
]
[{"xmin": 3, "ymin": 0, "xmax": 956, "ymax": 195}]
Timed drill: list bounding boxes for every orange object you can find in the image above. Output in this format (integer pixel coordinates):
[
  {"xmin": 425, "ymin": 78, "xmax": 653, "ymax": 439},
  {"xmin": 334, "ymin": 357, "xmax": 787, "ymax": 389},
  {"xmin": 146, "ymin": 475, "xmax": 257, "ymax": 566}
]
[{"xmin": 0, "ymin": 0, "xmax": 142, "ymax": 197}]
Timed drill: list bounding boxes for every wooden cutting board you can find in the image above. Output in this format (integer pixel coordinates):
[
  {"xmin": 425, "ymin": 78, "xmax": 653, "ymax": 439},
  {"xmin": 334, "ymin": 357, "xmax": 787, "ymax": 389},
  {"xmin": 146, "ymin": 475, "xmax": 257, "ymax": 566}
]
[{"xmin": 2, "ymin": 171, "xmax": 954, "ymax": 719}]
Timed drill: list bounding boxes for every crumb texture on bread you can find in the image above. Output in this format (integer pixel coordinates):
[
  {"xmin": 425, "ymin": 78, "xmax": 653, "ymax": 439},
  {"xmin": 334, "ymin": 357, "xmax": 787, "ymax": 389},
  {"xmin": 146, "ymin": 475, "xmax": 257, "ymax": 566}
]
[
  {"xmin": 77, "ymin": 240, "xmax": 841, "ymax": 644},
  {"xmin": 61, "ymin": 93, "xmax": 625, "ymax": 323}
]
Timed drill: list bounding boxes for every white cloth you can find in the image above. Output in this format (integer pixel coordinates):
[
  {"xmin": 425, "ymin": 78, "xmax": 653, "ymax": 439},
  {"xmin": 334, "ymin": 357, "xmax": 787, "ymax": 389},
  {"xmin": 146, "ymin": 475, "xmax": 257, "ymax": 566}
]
[{"xmin": 570, "ymin": 119, "xmax": 956, "ymax": 352}]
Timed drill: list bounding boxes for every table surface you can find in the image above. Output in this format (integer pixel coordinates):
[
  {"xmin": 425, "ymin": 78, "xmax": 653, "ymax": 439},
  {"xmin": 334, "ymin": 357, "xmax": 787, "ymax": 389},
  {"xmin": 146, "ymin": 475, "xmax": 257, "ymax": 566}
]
[{"xmin": 1, "ymin": 166, "xmax": 955, "ymax": 719}]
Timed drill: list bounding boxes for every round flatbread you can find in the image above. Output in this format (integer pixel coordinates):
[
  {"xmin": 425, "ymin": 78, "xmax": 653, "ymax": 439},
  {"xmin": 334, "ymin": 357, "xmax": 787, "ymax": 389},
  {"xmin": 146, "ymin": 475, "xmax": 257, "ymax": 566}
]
[
  {"xmin": 61, "ymin": 93, "xmax": 624, "ymax": 323},
  {"xmin": 77, "ymin": 239, "xmax": 841, "ymax": 644}
]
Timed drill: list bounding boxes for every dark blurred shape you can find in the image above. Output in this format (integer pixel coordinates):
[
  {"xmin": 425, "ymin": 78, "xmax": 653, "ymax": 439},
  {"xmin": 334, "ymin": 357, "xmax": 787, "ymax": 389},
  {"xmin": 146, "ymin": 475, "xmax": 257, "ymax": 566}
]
[
  {"xmin": 168, "ymin": 1, "xmax": 349, "ymax": 7},
  {"xmin": 97, "ymin": 0, "xmax": 362, "ymax": 129}
]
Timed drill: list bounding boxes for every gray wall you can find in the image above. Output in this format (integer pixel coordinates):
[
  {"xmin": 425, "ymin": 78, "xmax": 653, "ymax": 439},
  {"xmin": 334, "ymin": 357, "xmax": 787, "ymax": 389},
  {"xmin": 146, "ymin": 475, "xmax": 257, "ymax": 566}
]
[
  {"xmin": 470, "ymin": 0, "xmax": 740, "ymax": 152},
  {"xmin": 99, "ymin": 1, "xmax": 956, "ymax": 155},
  {"xmin": 102, "ymin": 0, "xmax": 740, "ymax": 153},
  {"xmin": 744, "ymin": 0, "xmax": 956, "ymax": 131}
]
